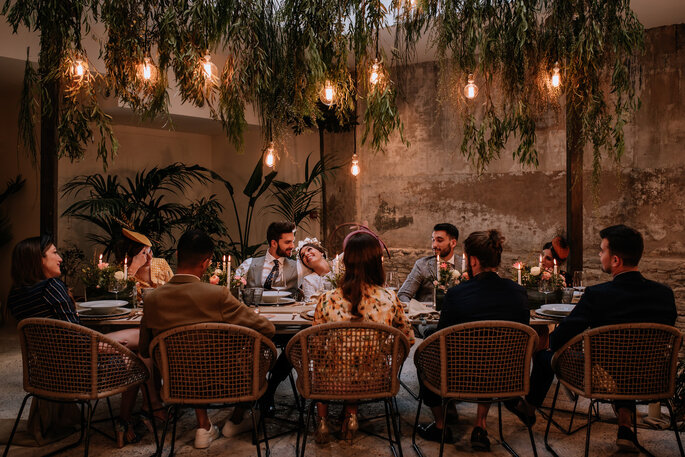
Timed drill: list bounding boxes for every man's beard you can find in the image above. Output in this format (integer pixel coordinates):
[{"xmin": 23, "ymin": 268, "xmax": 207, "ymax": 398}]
[
  {"xmin": 600, "ymin": 264, "xmax": 612, "ymax": 275},
  {"xmin": 276, "ymin": 245, "xmax": 291, "ymax": 258},
  {"xmin": 434, "ymin": 246, "xmax": 453, "ymax": 259}
]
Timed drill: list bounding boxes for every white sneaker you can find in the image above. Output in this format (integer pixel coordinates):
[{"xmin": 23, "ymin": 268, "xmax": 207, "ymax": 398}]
[
  {"xmin": 222, "ymin": 410, "xmax": 259, "ymax": 437},
  {"xmin": 194, "ymin": 424, "xmax": 220, "ymax": 449}
]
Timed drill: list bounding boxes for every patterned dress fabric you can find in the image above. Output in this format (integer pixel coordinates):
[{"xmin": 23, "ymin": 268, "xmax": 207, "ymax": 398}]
[{"xmin": 314, "ymin": 284, "xmax": 415, "ymax": 345}]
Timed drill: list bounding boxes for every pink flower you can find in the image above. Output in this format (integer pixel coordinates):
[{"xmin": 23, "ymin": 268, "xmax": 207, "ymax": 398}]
[
  {"xmin": 97, "ymin": 262, "xmax": 109, "ymax": 270},
  {"xmin": 440, "ymin": 262, "xmax": 448, "ymax": 269},
  {"xmin": 542, "ymin": 271, "xmax": 552, "ymax": 280},
  {"xmin": 209, "ymin": 275, "xmax": 220, "ymax": 285},
  {"xmin": 461, "ymin": 272, "xmax": 470, "ymax": 281},
  {"xmin": 240, "ymin": 277, "xmax": 247, "ymax": 286}
]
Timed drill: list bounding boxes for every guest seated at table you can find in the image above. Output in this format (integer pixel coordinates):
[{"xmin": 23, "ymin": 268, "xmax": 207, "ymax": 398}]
[
  {"xmin": 236, "ymin": 221, "xmax": 306, "ymax": 297},
  {"xmin": 298, "ymin": 241, "xmax": 335, "ymax": 301},
  {"xmin": 398, "ymin": 223, "xmax": 460, "ymax": 303},
  {"xmin": 313, "ymin": 231, "xmax": 415, "ymax": 444},
  {"xmin": 140, "ymin": 229, "xmax": 275, "ymax": 449},
  {"xmin": 7, "ymin": 235, "xmax": 143, "ymax": 448},
  {"xmin": 511, "ymin": 225, "xmax": 677, "ymax": 452},
  {"xmin": 116, "ymin": 228, "xmax": 173, "ymax": 301},
  {"xmin": 541, "ymin": 235, "xmax": 571, "ymax": 285},
  {"xmin": 416, "ymin": 229, "xmax": 529, "ymax": 451}
]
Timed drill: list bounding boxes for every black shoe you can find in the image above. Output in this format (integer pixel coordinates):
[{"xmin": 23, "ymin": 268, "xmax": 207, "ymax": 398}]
[
  {"xmin": 446, "ymin": 404, "xmax": 459, "ymax": 423},
  {"xmin": 259, "ymin": 394, "xmax": 276, "ymax": 418},
  {"xmin": 416, "ymin": 422, "xmax": 454, "ymax": 444},
  {"xmin": 616, "ymin": 426, "xmax": 638, "ymax": 452},
  {"xmin": 470, "ymin": 426, "xmax": 490, "ymax": 451},
  {"xmin": 504, "ymin": 399, "xmax": 536, "ymax": 426}
]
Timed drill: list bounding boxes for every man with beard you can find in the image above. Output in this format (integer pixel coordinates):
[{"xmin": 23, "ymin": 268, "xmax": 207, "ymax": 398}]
[
  {"xmin": 237, "ymin": 221, "xmax": 305, "ymax": 296},
  {"xmin": 398, "ymin": 223, "xmax": 460, "ymax": 303},
  {"xmin": 508, "ymin": 225, "xmax": 676, "ymax": 452}
]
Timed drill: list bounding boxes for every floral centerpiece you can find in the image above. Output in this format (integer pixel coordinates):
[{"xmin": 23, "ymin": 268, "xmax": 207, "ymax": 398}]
[
  {"xmin": 80, "ymin": 260, "xmax": 136, "ymax": 304},
  {"xmin": 203, "ymin": 264, "xmax": 247, "ymax": 296},
  {"xmin": 430, "ymin": 261, "xmax": 462, "ymax": 310},
  {"xmin": 512, "ymin": 261, "xmax": 566, "ymax": 306}
]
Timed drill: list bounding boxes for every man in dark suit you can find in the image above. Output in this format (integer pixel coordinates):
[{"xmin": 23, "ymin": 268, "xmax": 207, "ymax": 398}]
[
  {"xmin": 417, "ymin": 229, "xmax": 529, "ymax": 451},
  {"xmin": 141, "ymin": 230, "xmax": 275, "ymax": 449},
  {"xmin": 511, "ymin": 225, "xmax": 677, "ymax": 452}
]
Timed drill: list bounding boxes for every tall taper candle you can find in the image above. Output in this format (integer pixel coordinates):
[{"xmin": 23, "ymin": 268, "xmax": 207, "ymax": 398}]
[{"xmin": 227, "ymin": 255, "xmax": 232, "ymax": 288}]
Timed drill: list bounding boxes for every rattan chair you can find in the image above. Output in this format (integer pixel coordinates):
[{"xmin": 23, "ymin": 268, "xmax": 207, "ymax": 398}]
[
  {"xmin": 150, "ymin": 323, "xmax": 277, "ymax": 457},
  {"xmin": 544, "ymin": 323, "xmax": 684, "ymax": 457},
  {"xmin": 3, "ymin": 318, "xmax": 151, "ymax": 457},
  {"xmin": 412, "ymin": 320, "xmax": 539, "ymax": 457},
  {"xmin": 285, "ymin": 321, "xmax": 411, "ymax": 457}
]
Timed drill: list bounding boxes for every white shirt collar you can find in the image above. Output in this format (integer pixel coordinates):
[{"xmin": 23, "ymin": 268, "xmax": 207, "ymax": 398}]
[{"xmin": 265, "ymin": 250, "xmax": 282, "ymax": 266}]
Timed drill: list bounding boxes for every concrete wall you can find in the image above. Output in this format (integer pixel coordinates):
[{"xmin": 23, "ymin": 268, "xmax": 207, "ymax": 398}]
[{"xmin": 325, "ymin": 25, "xmax": 685, "ymax": 330}]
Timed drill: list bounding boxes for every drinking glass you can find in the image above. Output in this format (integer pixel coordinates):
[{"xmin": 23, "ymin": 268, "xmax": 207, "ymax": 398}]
[
  {"xmin": 271, "ymin": 274, "xmax": 286, "ymax": 305},
  {"xmin": 385, "ymin": 271, "xmax": 399, "ymax": 291},
  {"xmin": 108, "ymin": 278, "xmax": 125, "ymax": 302},
  {"xmin": 538, "ymin": 278, "xmax": 554, "ymax": 304},
  {"xmin": 243, "ymin": 287, "xmax": 262, "ymax": 314},
  {"xmin": 572, "ymin": 271, "xmax": 585, "ymax": 290}
]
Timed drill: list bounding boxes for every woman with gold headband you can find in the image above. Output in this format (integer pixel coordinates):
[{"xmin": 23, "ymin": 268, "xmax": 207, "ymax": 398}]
[{"xmin": 117, "ymin": 228, "xmax": 173, "ymax": 301}]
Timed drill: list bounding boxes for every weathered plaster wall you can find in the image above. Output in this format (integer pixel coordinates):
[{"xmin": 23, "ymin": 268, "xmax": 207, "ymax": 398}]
[{"xmin": 325, "ymin": 25, "xmax": 685, "ymax": 330}]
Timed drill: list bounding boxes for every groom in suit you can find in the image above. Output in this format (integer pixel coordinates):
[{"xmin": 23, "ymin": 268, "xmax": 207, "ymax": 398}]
[{"xmin": 398, "ymin": 223, "xmax": 460, "ymax": 302}]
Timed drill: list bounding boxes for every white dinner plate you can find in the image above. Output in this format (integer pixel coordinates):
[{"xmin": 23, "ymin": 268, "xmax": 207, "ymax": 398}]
[
  {"xmin": 259, "ymin": 297, "xmax": 296, "ymax": 306},
  {"xmin": 539, "ymin": 304, "xmax": 575, "ymax": 316},
  {"xmin": 306, "ymin": 310, "xmax": 315, "ymax": 317},
  {"xmin": 261, "ymin": 291, "xmax": 292, "ymax": 303},
  {"xmin": 79, "ymin": 300, "xmax": 129, "ymax": 315},
  {"xmin": 78, "ymin": 307, "xmax": 131, "ymax": 319}
]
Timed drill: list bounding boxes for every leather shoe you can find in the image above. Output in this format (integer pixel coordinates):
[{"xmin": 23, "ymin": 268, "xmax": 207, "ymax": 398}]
[
  {"xmin": 504, "ymin": 399, "xmax": 536, "ymax": 426},
  {"xmin": 470, "ymin": 426, "xmax": 490, "ymax": 451},
  {"xmin": 260, "ymin": 394, "xmax": 276, "ymax": 418},
  {"xmin": 416, "ymin": 422, "xmax": 454, "ymax": 443},
  {"xmin": 616, "ymin": 425, "xmax": 638, "ymax": 452}
]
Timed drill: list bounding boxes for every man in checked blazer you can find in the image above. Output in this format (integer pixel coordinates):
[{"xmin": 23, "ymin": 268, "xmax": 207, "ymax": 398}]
[{"xmin": 398, "ymin": 223, "xmax": 460, "ymax": 302}]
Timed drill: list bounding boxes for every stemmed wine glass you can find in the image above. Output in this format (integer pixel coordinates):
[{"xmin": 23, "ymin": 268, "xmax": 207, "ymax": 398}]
[
  {"xmin": 109, "ymin": 277, "xmax": 125, "ymax": 302},
  {"xmin": 538, "ymin": 277, "xmax": 554, "ymax": 305},
  {"xmin": 271, "ymin": 272, "xmax": 287, "ymax": 305}
]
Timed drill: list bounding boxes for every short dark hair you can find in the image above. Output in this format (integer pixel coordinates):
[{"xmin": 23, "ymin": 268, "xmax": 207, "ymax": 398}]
[
  {"xmin": 599, "ymin": 224, "xmax": 643, "ymax": 267},
  {"xmin": 177, "ymin": 230, "xmax": 214, "ymax": 268},
  {"xmin": 433, "ymin": 223, "xmax": 459, "ymax": 240},
  {"xmin": 463, "ymin": 229, "xmax": 505, "ymax": 269},
  {"xmin": 267, "ymin": 221, "xmax": 295, "ymax": 245},
  {"xmin": 11, "ymin": 234, "xmax": 54, "ymax": 287}
]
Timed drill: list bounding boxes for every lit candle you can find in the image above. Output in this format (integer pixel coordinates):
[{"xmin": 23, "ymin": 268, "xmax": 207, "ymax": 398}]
[
  {"xmin": 553, "ymin": 259, "xmax": 558, "ymax": 275},
  {"xmin": 227, "ymin": 255, "xmax": 231, "ymax": 288},
  {"xmin": 516, "ymin": 262, "xmax": 522, "ymax": 285},
  {"xmin": 98, "ymin": 253, "xmax": 103, "ymax": 267},
  {"xmin": 223, "ymin": 255, "xmax": 227, "ymax": 273},
  {"xmin": 124, "ymin": 255, "xmax": 128, "ymax": 278},
  {"xmin": 539, "ymin": 254, "xmax": 542, "ymax": 268},
  {"xmin": 461, "ymin": 253, "xmax": 466, "ymax": 272},
  {"xmin": 335, "ymin": 254, "xmax": 339, "ymax": 275},
  {"xmin": 436, "ymin": 254, "xmax": 440, "ymax": 281}
]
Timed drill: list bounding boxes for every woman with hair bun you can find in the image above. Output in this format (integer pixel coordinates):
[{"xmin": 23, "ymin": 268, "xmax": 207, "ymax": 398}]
[
  {"xmin": 416, "ymin": 229, "xmax": 530, "ymax": 451},
  {"xmin": 298, "ymin": 242, "xmax": 335, "ymax": 301}
]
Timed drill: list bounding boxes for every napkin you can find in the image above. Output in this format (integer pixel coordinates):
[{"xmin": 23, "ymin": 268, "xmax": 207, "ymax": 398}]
[{"xmin": 406, "ymin": 299, "xmax": 440, "ymax": 320}]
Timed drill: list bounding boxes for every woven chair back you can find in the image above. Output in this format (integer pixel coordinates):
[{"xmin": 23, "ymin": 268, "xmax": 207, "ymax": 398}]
[
  {"xmin": 414, "ymin": 320, "xmax": 538, "ymax": 400},
  {"xmin": 150, "ymin": 323, "xmax": 277, "ymax": 405},
  {"xmin": 286, "ymin": 321, "xmax": 410, "ymax": 401},
  {"xmin": 552, "ymin": 323, "xmax": 682, "ymax": 400},
  {"xmin": 18, "ymin": 318, "xmax": 148, "ymax": 401}
]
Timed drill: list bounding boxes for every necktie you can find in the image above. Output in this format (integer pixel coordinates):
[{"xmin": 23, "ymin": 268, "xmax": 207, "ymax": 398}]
[{"xmin": 264, "ymin": 260, "xmax": 280, "ymax": 290}]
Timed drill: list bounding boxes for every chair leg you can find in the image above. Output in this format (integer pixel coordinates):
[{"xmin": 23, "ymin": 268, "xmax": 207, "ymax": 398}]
[
  {"xmin": 105, "ymin": 397, "xmax": 117, "ymax": 438},
  {"xmin": 496, "ymin": 401, "xmax": 537, "ymax": 457},
  {"xmin": 544, "ymin": 382, "xmax": 562, "ymax": 457},
  {"xmin": 666, "ymin": 400, "xmax": 685, "ymax": 457},
  {"xmin": 82, "ymin": 402, "xmax": 95, "ymax": 457},
  {"xmin": 250, "ymin": 404, "xmax": 263, "ymax": 457},
  {"xmin": 2, "ymin": 393, "xmax": 31, "ymax": 457},
  {"xmin": 437, "ymin": 399, "xmax": 449, "ymax": 457},
  {"xmin": 584, "ymin": 400, "xmax": 595, "ymax": 457},
  {"xmin": 168, "ymin": 406, "xmax": 180, "ymax": 457},
  {"xmin": 388, "ymin": 398, "xmax": 404, "ymax": 457},
  {"xmin": 299, "ymin": 401, "xmax": 315, "ymax": 457},
  {"xmin": 411, "ymin": 396, "xmax": 425, "ymax": 457},
  {"xmin": 155, "ymin": 405, "xmax": 174, "ymax": 457},
  {"xmin": 383, "ymin": 400, "xmax": 397, "ymax": 457},
  {"xmin": 393, "ymin": 397, "xmax": 402, "ymax": 437},
  {"xmin": 141, "ymin": 383, "xmax": 160, "ymax": 453}
]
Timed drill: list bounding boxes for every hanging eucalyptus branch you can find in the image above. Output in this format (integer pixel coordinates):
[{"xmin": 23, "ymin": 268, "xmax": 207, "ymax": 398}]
[{"xmin": 395, "ymin": 0, "xmax": 643, "ymax": 174}]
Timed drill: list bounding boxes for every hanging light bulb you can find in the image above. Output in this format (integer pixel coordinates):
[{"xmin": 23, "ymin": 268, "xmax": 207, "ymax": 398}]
[
  {"xmin": 551, "ymin": 61, "xmax": 561, "ymax": 88},
  {"xmin": 136, "ymin": 56, "xmax": 158, "ymax": 85},
  {"xmin": 319, "ymin": 80, "xmax": 336, "ymax": 106},
  {"xmin": 263, "ymin": 142, "xmax": 279, "ymax": 168},
  {"xmin": 369, "ymin": 59, "xmax": 383, "ymax": 87},
  {"xmin": 463, "ymin": 74, "xmax": 478, "ymax": 99},
  {"xmin": 201, "ymin": 52, "xmax": 218, "ymax": 87},
  {"xmin": 68, "ymin": 55, "xmax": 89, "ymax": 84},
  {"xmin": 350, "ymin": 153, "xmax": 360, "ymax": 176}
]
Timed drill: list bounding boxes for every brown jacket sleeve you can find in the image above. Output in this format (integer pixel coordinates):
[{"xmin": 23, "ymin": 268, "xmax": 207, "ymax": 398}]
[
  {"xmin": 219, "ymin": 288, "xmax": 276, "ymax": 338},
  {"xmin": 138, "ymin": 312, "xmax": 153, "ymax": 358}
]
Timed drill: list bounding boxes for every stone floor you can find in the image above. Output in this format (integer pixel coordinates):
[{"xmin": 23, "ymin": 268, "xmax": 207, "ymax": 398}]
[{"xmin": 1, "ymin": 323, "xmax": 683, "ymax": 457}]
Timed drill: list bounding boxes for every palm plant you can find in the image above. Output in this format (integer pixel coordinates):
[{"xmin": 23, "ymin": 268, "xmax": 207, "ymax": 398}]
[
  {"xmin": 267, "ymin": 153, "xmax": 334, "ymax": 232},
  {"xmin": 61, "ymin": 163, "xmax": 215, "ymax": 259}
]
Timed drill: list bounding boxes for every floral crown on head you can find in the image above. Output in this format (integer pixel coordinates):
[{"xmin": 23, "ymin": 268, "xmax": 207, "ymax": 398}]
[{"xmin": 294, "ymin": 237, "xmax": 325, "ymax": 260}]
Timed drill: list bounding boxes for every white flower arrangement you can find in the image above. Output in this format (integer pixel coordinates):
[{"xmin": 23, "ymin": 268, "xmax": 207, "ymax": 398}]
[
  {"xmin": 530, "ymin": 266, "xmax": 541, "ymax": 276},
  {"xmin": 113, "ymin": 270, "xmax": 125, "ymax": 280}
]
